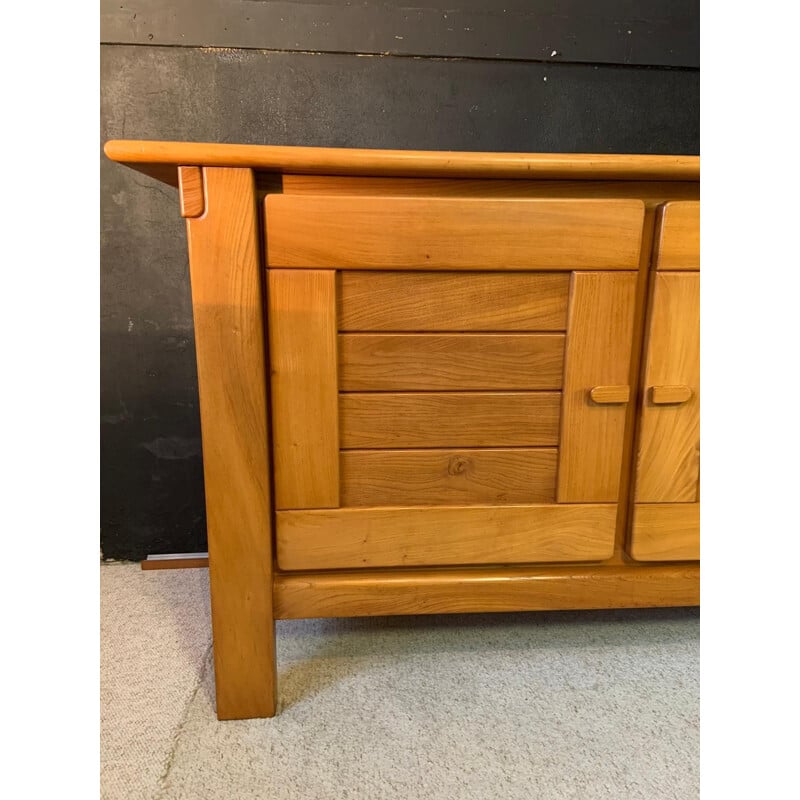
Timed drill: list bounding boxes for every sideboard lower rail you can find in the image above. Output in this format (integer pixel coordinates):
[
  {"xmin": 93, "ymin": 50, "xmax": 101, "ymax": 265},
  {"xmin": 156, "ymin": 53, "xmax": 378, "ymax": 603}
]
[{"xmin": 273, "ymin": 563, "xmax": 700, "ymax": 619}]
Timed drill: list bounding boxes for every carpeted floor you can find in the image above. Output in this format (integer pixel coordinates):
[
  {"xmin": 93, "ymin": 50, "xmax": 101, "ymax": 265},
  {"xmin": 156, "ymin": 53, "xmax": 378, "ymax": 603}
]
[{"xmin": 100, "ymin": 562, "xmax": 699, "ymax": 800}]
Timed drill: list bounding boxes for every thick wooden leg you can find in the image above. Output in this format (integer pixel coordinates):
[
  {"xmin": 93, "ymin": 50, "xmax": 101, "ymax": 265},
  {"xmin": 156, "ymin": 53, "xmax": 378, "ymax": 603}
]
[{"xmin": 184, "ymin": 167, "xmax": 277, "ymax": 719}]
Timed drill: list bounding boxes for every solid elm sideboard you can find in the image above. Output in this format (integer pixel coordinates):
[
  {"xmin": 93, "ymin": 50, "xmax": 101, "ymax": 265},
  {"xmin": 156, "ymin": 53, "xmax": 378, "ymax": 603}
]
[{"xmin": 104, "ymin": 141, "xmax": 700, "ymax": 720}]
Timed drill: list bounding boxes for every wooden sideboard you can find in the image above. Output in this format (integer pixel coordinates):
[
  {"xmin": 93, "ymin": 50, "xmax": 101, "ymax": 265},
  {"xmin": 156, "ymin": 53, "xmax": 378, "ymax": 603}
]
[{"xmin": 105, "ymin": 141, "xmax": 700, "ymax": 720}]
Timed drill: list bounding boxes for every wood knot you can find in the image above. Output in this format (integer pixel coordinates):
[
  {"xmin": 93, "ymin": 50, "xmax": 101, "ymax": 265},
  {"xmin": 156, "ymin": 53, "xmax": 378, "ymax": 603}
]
[{"xmin": 447, "ymin": 456, "xmax": 470, "ymax": 476}]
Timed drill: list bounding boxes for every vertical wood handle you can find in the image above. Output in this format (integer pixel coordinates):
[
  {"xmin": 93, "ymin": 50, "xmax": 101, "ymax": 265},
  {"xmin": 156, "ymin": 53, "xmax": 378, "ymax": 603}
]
[
  {"xmin": 589, "ymin": 385, "xmax": 630, "ymax": 404},
  {"xmin": 651, "ymin": 385, "xmax": 693, "ymax": 404}
]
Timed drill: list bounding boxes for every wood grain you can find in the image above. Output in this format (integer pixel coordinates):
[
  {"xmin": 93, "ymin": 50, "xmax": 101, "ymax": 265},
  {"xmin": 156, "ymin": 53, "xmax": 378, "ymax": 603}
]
[
  {"xmin": 340, "ymin": 448, "xmax": 558, "ymax": 507},
  {"xmin": 105, "ymin": 140, "xmax": 701, "ymax": 182},
  {"xmin": 265, "ymin": 195, "xmax": 645, "ymax": 270},
  {"xmin": 140, "ymin": 556, "xmax": 209, "ymax": 570},
  {"xmin": 340, "ymin": 392, "xmax": 561, "ymax": 449},
  {"xmin": 655, "ymin": 201, "xmax": 700, "ymax": 270},
  {"xmin": 107, "ymin": 142, "xmax": 704, "ymax": 718},
  {"xmin": 177, "ymin": 166, "xmax": 204, "ymax": 217},
  {"xmin": 651, "ymin": 385, "xmax": 693, "ymax": 404},
  {"xmin": 268, "ymin": 270, "xmax": 339, "ymax": 509},
  {"xmin": 338, "ymin": 334, "xmax": 565, "ymax": 391},
  {"xmin": 276, "ymin": 504, "xmax": 617, "ymax": 569},
  {"xmin": 630, "ymin": 503, "xmax": 700, "ymax": 561},
  {"xmin": 283, "ymin": 176, "xmax": 702, "ymax": 201},
  {"xmin": 274, "ymin": 563, "xmax": 701, "ymax": 619},
  {"xmin": 589, "ymin": 385, "xmax": 630, "ymax": 404},
  {"xmin": 184, "ymin": 167, "xmax": 276, "ymax": 719},
  {"xmin": 635, "ymin": 272, "xmax": 700, "ymax": 503},
  {"xmin": 337, "ymin": 271, "xmax": 570, "ymax": 332},
  {"xmin": 557, "ymin": 272, "xmax": 638, "ymax": 502}
]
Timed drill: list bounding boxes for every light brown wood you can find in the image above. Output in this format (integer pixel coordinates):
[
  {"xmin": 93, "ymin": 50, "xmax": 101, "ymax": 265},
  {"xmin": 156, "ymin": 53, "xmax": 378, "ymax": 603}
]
[
  {"xmin": 177, "ymin": 166, "xmax": 204, "ymax": 217},
  {"xmin": 268, "ymin": 270, "xmax": 339, "ymax": 510},
  {"xmin": 340, "ymin": 448, "xmax": 557, "ymax": 507},
  {"xmin": 274, "ymin": 563, "xmax": 700, "ymax": 619},
  {"xmin": 276, "ymin": 504, "xmax": 617, "ymax": 570},
  {"xmin": 337, "ymin": 271, "xmax": 570, "ymax": 331},
  {"xmin": 105, "ymin": 140, "xmax": 700, "ymax": 182},
  {"xmin": 655, "ymin": 201, "xmax": 700, "ymax": 270},
  {"xmin": 265, "ymin": 196, "xmax": 645, "ymax": 270},
  {"xmin": 340, "ymin": 392, "xmax": 561, "ymax": 449},
  {"xmin": 651, "ymin": 385, "xmax": 693, "ymax": 404},
  {"xmin": 589, "ymin": 385, "xmax": 631, "ymax": 404},
  {"xmin": 107, "ymin": 142, "xmax": 702, "ymax": 720},
  {"xmin": 338, "ymin": 334, "xmax": 565, "ymax": 391},
  {"xmin": 635, "ymin": 272, "xmax": 700, "ymax": 503},
  {"xmin": 178, "ymin": 167, "xmax": 206, "ymax": 217},
  {"xmin": 282, "ymin": 175, "xmax": 702, "ymax": 201},
  {"xmin": 140, "ymin": 556, "xmax": 209, "ymax": 570},
  {"xmin": 184, "ymin": 167, "xmax": 276, "ymax": 720},
  {"xmin": 630, "ymin": 504, "xmax": 700, "ymax": 561},
  {"xmin": 557, "ymin": 272, "xmax": 638, "ymax": 502}
]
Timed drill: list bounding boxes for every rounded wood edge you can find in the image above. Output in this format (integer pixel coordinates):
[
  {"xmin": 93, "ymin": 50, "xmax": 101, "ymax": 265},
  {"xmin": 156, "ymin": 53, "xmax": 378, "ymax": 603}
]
[
  {"xmin": 104, "ymin": 140, "xmax": 700, "ymax": 182},
  {"xmin": 273, "ymin": 563, "xmax": 700, "ymax": 619}
]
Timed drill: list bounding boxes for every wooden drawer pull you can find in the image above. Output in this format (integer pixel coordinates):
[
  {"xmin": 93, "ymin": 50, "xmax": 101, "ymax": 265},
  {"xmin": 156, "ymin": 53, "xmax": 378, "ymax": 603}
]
[
  {"xmin": 651, "ymin": 385, "xmax": 693, "ymax": 404},
  {"xmin": 589, "ymin": 385, "xmax": 630, "ymax": 404}
]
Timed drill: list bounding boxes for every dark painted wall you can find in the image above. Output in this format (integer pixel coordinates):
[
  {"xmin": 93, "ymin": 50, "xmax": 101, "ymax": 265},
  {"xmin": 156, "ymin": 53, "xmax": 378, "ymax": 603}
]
[{"xmin": 100, "ymin": 2, "xmax": 699, "ymax": 560}]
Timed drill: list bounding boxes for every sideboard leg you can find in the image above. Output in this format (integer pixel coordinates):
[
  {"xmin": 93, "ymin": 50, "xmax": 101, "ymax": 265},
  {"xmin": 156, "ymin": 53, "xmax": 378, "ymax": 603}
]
[{"xmin": 184, "ymin": 167, "xmax": 277, "ymax": 719}]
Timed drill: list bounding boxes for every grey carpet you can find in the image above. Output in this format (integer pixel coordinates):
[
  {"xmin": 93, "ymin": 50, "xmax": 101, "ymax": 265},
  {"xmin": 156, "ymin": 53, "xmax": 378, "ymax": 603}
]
[
  {"xmin": 100, "ymin": 562, "xmax": 699, "ymax": 800},
  {"xmin": 100, "ymin": 562, "xmax": 212, "ymax": 800}
]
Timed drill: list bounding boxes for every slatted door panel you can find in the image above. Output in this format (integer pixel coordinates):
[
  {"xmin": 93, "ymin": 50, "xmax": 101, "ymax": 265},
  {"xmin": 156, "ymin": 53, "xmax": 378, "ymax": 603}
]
[
  {"xmin": 336, "ymin": 270, "xmax": 571, "ymax": 514},
  {"xmin": 266, "ymin": 195, "xmax": 642, "ymax": 570},
  {"xmin": 269, "ymin": 268, "xmax": 637, "ymax": 568}
]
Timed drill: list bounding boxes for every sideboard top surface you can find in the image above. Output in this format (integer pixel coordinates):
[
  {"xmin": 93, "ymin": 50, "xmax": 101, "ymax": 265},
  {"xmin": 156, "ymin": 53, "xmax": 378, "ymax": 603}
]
[{"xmin": 104, "ymin": 140, "xmax": 700, "ymax": 187}]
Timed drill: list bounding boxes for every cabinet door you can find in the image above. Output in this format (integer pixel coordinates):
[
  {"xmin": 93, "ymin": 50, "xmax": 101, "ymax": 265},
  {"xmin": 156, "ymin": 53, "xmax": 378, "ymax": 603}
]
[
  {"xmin": 265, "ymin": 195, "xmax": 643, "ymax": 571},
  {"xmin": 630, "ymin": 202, "xmax": 700, "ymax": 561}
]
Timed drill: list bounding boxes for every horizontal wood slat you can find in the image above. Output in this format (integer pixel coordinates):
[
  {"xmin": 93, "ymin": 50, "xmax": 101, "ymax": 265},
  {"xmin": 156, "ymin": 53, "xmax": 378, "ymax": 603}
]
[
  {"xmin": 629, "ymin": 503, "xmax": 700, "ymax": 561},
  {"xmin": 655, "ymin": 201, "xmax": 700, "ymax": 270},
  {"xmin": 339, "ymin": 392, "xmax": 561, "ymax": 449},
  {"xmin": 340, "ymin": 448, "xmax": 558, "ymax": 507},
  {"xmin": 283, "ymin": 177, "xmax": 701, "ymax": 201},
  {"xmin": 337, "ymin": 271, "xmax": 570, "ymax": 331},
  {"xmin": 265, "ymin": 196, "xmax": 645, "ymax": 270},
  {"xmin": 273, "ymin": 563, "xmax": 701, "ymax": 619},
  {"xmin": 338, "ymin": 334, "xmax": 565, "ymax": 391},
  {"xmin": 276, "ymin": 504, "xmax": 617, "ymax": 570}
]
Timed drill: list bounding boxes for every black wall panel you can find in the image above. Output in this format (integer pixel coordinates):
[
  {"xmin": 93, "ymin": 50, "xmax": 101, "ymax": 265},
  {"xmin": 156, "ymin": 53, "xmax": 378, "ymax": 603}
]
[
  {"xmin": 100, "ymin": 8, "xmax": 699, "ymax": 560},
  {"xmin": 101, "ymin": 1, "xmax": 699, "ymax": 68}
]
